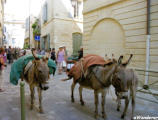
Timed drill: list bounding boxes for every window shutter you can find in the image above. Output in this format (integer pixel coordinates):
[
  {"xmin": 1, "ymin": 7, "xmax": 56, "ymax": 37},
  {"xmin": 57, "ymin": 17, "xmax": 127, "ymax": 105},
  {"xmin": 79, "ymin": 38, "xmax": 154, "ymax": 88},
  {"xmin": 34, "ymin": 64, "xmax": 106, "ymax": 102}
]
[
  {"xmin": 47, "ymin": 34, "xmax": 50, "ymax": 50},
  {"xmin": 43, "ymin": 3, "xmax": 48, "ymax": 23},
  {"xmin": 40, "ymin": 37, "xmax": 45, "ymax": 50},
  {"xmin": 45, "ymin": 3, "xmax": 48, "ymax": 21}
]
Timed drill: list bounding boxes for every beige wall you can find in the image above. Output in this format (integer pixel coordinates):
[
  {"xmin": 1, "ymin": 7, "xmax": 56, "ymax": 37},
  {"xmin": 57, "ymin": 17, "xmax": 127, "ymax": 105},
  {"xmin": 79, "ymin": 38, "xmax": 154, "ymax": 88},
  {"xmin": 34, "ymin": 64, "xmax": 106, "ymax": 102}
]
[
  {"xmin": 41, "ymin": 0, "xmax": 83, "ymax": 55},
  {"xmin": 24, "ymin": 16, "xmax": 37, "ymax": 48},
  {"xmin": 83, "ymin": 0, "xmax": 158, "ymax": 90},
  {"xmin": 0, "ymin": 0, "xmax": 4, "ymax": 46}
]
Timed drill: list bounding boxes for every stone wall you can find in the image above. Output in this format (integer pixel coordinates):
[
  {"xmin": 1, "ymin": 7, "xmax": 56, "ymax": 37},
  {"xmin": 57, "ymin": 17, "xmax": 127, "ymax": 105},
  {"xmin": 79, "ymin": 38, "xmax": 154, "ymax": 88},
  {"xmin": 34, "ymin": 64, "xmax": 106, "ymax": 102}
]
[
  {"xmin": 83, "ymin": 0, "xmax": 158, "ymax": 90},
  {"xmin": 0, "ymin": 0, "xmax": 4, "ymax": 46},
  {"xmin": 41, "ymin": 0, "xmax": 83, "ymax": 55}
]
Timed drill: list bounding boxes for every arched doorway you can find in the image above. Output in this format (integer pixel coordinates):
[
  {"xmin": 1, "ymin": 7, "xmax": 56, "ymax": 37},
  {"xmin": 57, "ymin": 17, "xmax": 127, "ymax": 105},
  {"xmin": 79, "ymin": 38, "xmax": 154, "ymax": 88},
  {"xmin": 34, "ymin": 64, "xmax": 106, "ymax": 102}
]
[{"xmin": 89, "ymin": 18, "xmax": 125, "ymax": 58}]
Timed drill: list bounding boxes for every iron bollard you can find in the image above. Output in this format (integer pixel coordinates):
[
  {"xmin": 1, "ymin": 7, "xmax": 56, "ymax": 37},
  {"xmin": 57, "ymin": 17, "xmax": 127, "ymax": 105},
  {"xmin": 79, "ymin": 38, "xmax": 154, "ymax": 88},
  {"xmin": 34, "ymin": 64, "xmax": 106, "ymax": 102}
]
[{"xmin": 20, "ymin": 81, "xmax": 26, "ymax": 120}]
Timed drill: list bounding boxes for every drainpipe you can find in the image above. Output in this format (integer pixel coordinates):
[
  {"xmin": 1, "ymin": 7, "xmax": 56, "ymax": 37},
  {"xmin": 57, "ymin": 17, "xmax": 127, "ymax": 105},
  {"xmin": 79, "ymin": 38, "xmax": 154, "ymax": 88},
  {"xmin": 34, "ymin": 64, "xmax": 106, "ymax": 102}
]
[{"xmin": 144, "ymin": 0, "xmax": 151, "ymax": 90}]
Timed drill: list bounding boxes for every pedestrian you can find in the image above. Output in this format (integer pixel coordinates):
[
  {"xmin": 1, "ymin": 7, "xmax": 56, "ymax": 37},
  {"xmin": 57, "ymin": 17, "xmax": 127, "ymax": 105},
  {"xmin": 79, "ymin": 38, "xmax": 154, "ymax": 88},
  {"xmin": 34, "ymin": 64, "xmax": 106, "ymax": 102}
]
[
  {"xmin": 2, "ymin": 46, "xmax": 7, "ymax": 65},
  {"xmin": 7, "ymin": 46, "xmax": 13, "ymax": 63},
  {"xmin": 78, "ymin": 47, "xmax": 83, "ymax": 60},
  {"xmin": 0, "ymin": 47, "xmax": 6, "ymax": 92},
  {"xmin": 63, "ymin": 46, "xmax": 68, "ymax": 71},
  {"xmin": 56, "ymin": 46, "xmax": 65, "ymax": 74},
  {"xmin": 23, "ymin": 50, "xmax": 26, "ymax": 56},
  {"xmin": 41, "ymin": 49, "xmax": 45, "ymax": 55},
  {"xmin": 51, "ymin": 48, "xmax": 56, "ymax": 62},
  {"xmin": 37, "ymin": 49, "xmax": 41, "ymax": 55}
]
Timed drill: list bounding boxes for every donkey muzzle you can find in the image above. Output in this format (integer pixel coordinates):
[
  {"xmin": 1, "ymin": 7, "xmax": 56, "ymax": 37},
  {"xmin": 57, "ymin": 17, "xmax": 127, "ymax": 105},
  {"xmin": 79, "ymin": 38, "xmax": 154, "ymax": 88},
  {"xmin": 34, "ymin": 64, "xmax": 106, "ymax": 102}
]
[
  {"xmin": 40, "ymin": 83, "xmax": 49, "ymax": 91},
  {"xmin": 118, "ymin": 92, "xmax": 128, "ymax": 99}
]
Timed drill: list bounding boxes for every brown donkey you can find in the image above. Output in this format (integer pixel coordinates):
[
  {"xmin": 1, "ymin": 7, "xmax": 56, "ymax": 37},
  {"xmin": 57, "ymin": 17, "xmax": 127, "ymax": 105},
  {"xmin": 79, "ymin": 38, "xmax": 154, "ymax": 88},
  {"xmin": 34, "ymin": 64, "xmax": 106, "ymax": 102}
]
[
  {"xmin": 21, "ymin": 49, "xmax": 50, "ymax": 113},
  {"xmin": 112, "ymin": 54, "xmax": 138, "ymax": 119},
  {"xmin": 62, "ymin": 55, "xmax": 123, "ymax": 119}
]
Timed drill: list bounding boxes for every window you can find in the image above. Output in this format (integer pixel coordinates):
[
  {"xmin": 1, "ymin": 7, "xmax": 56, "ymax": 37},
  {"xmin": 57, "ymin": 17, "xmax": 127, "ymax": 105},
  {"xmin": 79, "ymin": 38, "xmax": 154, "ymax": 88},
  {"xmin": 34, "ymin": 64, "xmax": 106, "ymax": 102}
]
[
  {"xmin": 42, "ymin": 3, "xmax": 48, "ymax": 23},
  {"xmin": 71, "ymin": 0, "xmax": 82, "ymax": 18},
  {"xmin": 25, "ymin": 18, "xmax": 29, "ymax": 31}
]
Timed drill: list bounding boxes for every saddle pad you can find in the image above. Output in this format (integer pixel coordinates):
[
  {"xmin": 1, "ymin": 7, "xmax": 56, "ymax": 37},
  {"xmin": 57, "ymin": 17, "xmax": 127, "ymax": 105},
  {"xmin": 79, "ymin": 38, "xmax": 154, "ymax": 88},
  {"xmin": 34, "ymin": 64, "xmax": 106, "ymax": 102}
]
[
  {"xmin": 24, "ymin": 61, "xmax": 33, "ymax": 75},
  {"xmin": 68, "ymin": 54, "xmax": 112, "ymax": 81}
]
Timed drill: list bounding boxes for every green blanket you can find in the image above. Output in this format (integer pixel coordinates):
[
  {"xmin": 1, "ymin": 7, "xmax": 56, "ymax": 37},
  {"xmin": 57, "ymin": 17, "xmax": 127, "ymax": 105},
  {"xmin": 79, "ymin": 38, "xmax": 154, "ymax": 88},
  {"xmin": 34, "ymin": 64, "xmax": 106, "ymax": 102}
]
[{"xmin": 10, "ymin": 54, "xmax": 56, "ymax": 85}]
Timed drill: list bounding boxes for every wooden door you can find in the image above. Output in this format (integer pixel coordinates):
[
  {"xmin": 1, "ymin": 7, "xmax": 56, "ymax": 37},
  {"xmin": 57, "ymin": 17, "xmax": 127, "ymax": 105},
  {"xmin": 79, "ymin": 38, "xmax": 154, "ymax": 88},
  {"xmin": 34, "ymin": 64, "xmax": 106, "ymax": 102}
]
[{"xmin": 72, "ymin": 33, "xmax": 82, "ymax": 56}]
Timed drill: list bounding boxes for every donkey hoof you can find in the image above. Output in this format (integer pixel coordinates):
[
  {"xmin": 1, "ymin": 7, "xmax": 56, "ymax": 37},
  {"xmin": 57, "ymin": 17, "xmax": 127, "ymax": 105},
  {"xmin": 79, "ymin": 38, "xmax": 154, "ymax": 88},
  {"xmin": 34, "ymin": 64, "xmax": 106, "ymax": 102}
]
[
  {"xmin": 81, "ymin": 101, "xmax": 85, "ymax": 106},
  {"xmin": 94, "ymin": 112, "xmax": 98, "ymax": 119},
  {"xmin": 102, "ymin": 114, "xmax": 107, "ymax": 119},
  {"xmin": 39, "ymin": 109, "xmax": 44, "ymax": 114},
  {"xmin": 117, "ymin": 108, "xmax": 120, "ymax": 112},
  {"xmin": 30, "ymin": 105, "xmax": 33, "ymax": 110},
  {"xmin": 94, "ymin": 115, "xmax": 98, "ymax": 119},
  {"xmin": 71, "ymin": 98, "xmax": 75, "ymax": 103},
  {"xmin": 121, "ymin": 114, "xmax": 125, "ymax": 119}
]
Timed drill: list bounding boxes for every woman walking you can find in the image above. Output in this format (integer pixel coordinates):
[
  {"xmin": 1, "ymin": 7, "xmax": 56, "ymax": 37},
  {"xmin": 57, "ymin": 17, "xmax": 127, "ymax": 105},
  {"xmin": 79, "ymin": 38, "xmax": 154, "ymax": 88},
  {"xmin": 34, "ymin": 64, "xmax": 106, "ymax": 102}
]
[
  {"xmin": 51, "ymin": 48, "xmax": 56, "ymax": 62},
  {"xmin": 56, "ymin": 46, "xmax": 65, "ymax": 74}
]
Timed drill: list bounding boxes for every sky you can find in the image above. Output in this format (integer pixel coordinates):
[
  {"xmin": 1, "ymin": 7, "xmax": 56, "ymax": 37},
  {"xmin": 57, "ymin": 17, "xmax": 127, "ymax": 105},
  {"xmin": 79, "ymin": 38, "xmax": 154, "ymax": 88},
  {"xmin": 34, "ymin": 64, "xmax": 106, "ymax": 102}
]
[
  {"xmin": 4, "ymin": 0, "xmax": 43, "ymax": 48},
  {"xmin": 4, "ymin": 0, "xmax": 43, "ymax": 21}
]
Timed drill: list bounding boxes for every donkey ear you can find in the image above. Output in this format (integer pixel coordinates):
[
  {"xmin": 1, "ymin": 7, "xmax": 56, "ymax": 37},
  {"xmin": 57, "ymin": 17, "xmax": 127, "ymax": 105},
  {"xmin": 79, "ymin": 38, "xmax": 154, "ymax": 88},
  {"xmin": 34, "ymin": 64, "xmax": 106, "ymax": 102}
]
[
  {"xmin": 118, "ymin": 55, "xmax": 123, "ymax": 65},
  {"xmin": 32, "ymin": 49, "xmax": 39, "ymax": 60},
  {"xmin": 112, "ymin": 53, "xmax": 114, "ymax": 59},
  {"xmin": 122, "ymin": 54, "xmax": 133, "ymax": 67},
  {"xmin": 42, "ymin": 56, "xmax": 49, "ymax": 63}
]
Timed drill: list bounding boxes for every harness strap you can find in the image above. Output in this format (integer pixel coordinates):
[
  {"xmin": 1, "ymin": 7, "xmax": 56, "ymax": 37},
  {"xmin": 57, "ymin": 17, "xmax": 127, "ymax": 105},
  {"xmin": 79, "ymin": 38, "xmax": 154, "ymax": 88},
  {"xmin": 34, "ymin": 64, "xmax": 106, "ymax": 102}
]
[
  {"xmin": 80, "ymin": 58, "xmax": 86, "ymax": 78},
  {"xmin": 92, "ymin": 66, "xmax": 108, "ymax": 88}
]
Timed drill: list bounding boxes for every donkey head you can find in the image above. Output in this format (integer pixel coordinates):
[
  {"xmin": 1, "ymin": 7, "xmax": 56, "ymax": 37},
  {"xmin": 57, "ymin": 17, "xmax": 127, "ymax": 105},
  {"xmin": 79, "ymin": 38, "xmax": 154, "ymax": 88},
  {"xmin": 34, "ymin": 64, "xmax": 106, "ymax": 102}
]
[
  {"xmin": 32, "ymin": 49, "xmax": 50, "ymax": 91},
  {"xmin": 112, "ymin": 54, "xmax": 133, "ymax": 98}
]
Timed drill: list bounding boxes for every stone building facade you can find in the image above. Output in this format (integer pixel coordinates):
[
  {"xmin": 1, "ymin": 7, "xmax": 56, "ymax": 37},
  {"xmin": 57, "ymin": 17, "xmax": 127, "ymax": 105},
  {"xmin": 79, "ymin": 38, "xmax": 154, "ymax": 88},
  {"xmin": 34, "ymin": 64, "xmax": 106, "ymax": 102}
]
[
  {"xmin": 0, "ymin": 0, "xmax": 5, "ymax": 46},
  {"xmin": 24, "ymin": 16, "xmax": 37, "ymax": 49},
  {"xmin": 83, "ymin": 0, "xmax": 158, "ymax": 90},
  {"xmin": 40, "ymin": 0, "xmax": 83, "ymax": 56}
]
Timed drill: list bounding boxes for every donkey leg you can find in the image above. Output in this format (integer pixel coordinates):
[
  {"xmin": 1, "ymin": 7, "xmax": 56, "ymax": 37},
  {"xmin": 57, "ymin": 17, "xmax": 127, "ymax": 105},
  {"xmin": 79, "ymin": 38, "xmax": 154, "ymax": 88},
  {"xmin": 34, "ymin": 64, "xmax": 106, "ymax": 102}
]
[
  {"xmin": 117, "ymin": 97, "xmax": 121, "ymax": 111},
  {"xmin": 131, "ymin": 88, "xmax": 136, "ymax": 120},
  {"xmin": 30, "ymin": 85, "xmax": 35, "ymax": 110},
  {"xmin": 38, "ymin": 87, "xmax": 43, "ymax": 113},
  {"xmin": 79, "ymin": 86, "xmax": 84, "ymax": 106},
  {"xmin": 94, "ymin": 90, "xmax": 99, "ymax": 119},
  {"xmin": 71, "ymin": 81, "xmax": 76, "ymax": 103},
  {"xmin": 121, "ymin": 97, "xmax": 129, "ymax": 119},
  {"xmin": 101, "ymin": 90, "xmax": 107, "ymax": 119}
]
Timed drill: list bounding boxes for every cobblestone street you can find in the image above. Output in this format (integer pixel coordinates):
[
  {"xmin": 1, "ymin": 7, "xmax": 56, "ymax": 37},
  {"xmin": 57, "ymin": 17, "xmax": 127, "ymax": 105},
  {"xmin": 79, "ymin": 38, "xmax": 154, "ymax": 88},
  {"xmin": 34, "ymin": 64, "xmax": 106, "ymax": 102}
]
[{"xmin": 0, "ymin": 64, "xmax": 158, "ymax": 120}]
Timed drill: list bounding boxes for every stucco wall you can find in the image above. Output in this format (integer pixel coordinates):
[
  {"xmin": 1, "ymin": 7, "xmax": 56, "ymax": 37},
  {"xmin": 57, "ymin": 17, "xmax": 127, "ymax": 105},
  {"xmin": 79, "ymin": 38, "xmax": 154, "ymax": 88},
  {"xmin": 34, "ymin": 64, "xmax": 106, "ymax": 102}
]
[
  {"xmin": 0, "ymin": 0, "xmax": 4, "ymax": 46},
  {"xmin": 41, "ymin": 17, "xmax": 82, "ymax": 55},
  {"xmin": 83, "ymin": 0, "xmax": 158, "ymax": 90},
  {"xmin": 41, "ymin": 0, "xmax": 83, "ymax": 55},
  {"xmin": 24, "ymin": 16, "xmax": 37, "ymax": 48}
]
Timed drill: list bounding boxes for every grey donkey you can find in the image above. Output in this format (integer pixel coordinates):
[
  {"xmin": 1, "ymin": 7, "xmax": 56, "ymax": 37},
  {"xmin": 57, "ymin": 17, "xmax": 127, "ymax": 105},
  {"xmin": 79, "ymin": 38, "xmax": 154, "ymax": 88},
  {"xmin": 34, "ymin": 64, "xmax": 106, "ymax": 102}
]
[
  {"xmin": 62, "ymin": 55, "xmax": 124, "ymax": 119},
  {"xmin": 21, "ymin": 49, "xmax": 50, "ymax": 113},
  {"xmin": 112, "ymin": 54, "xmax": 138, "ymax": 119}
]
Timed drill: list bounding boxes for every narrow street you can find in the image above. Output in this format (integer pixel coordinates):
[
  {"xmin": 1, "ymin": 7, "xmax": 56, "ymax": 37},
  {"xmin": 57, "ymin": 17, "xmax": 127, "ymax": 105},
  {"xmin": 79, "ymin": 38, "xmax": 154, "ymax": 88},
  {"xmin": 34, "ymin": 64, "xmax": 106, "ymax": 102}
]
[{"xmin": 0, "ymin": 64, "xmax": 158, "ymax": 120}]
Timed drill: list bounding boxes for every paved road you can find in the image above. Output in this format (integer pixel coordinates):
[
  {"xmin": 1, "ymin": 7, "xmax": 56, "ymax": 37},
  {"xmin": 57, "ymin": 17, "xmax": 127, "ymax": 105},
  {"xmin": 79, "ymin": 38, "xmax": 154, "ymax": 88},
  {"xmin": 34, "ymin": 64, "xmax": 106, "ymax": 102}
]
[{"xmin": 0, "ymin": 64, "xmax": 158, "ymax": 120}]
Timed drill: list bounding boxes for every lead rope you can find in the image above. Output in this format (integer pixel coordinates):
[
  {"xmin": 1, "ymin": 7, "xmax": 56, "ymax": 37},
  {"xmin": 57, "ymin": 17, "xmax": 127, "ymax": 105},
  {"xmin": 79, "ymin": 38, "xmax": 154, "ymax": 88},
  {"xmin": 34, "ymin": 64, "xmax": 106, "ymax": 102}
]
[{"xmin": 80, "ymin": 58, "xmax": 86, "ymax": 78}]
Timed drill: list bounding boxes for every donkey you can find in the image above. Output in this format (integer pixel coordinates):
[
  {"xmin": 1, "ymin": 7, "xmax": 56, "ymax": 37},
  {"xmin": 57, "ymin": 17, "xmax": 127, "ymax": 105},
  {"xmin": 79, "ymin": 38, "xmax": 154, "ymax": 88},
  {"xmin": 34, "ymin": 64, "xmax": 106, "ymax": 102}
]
[
  {"xmin": 112, "ymin": 54, "xmax": 138, "ymax": 119},
  {"xmin": 21, "ymin": 49, "xmax": 50, "ymax": 113},
  {"xmin": 62, "ymin": 55, "xmax": 123, "ymax": 119}
]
